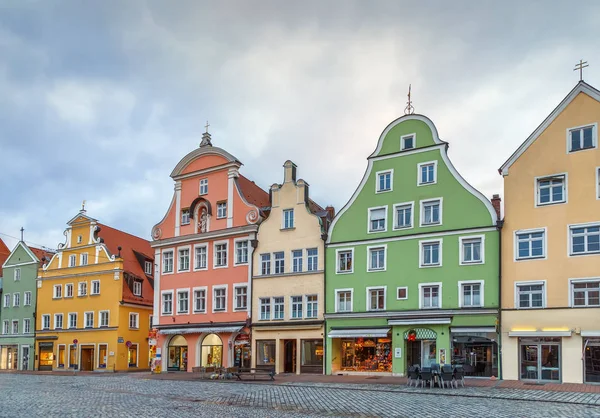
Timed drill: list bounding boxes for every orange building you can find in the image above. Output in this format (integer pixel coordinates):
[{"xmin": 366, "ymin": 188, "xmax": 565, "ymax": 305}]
[{"xmin": 151, "ymin": 131, "xmax": 269, "ymax": 372}]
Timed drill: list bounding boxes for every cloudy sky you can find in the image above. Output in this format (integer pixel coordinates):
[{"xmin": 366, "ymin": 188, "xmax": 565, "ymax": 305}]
[{"xmin": 1, "ymin": 0, "xmax": 600, "ymax": 252}]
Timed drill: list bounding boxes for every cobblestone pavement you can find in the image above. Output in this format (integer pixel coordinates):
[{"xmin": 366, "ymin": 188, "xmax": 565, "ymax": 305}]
[{"xmin": 2, "ymin": 374, "xmax": 600, "ymax": 417}]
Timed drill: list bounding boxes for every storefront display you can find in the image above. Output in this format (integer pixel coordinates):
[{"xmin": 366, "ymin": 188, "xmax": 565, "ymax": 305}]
[
  {"xmin": 519, "ymin": 337, "xmax": 560, "ymax": 381},
  {"xmin": 234, "ymin": 334, "xmax": 251, "ymax": 368},
  {"xmin": 301, "ymin": 339, "xmax": 323, "ymax": 374},
  {"xmin": 340, "ymin": 338, "xmax": 392, "ymax": 372},
  {"xmin": 201, "ymin": 334, "xmax": 222, "ymax": 368},
  {"xmin": 256, "ymin": 340, "xmax": 276, "ymax": 368},
  {"xmin": 451, "ymin": 331, "xmax": 498, "ymax": 377},
  {"xmin": 38, "ymin": 342, "xmax": 54, "ymax": 371},
  {"xmin": 585, "ymin": 339, "xmax": 600, "ymax": 383},
  {"xmin": 0, "ymin": 345, "xmax": 18, "ymax": 370},
  {"xmin": 168, "ymin": 335, "xmax": 188, "ymax": 371}
]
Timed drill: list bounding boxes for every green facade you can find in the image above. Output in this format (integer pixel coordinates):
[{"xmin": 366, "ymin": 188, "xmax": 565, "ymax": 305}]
[
  {"xmin": 0, "ymin": 242, "xmax": 40, "ymax": 370},
  {"xmin": 325, "ymin": 115, "xmax": 500, "ymax": 377}
]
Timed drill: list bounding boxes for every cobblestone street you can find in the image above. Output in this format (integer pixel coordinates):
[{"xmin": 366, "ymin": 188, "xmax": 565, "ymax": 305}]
[{"xmin": 2, "ymin": 374, "xmax": 600, "ymax": 417}]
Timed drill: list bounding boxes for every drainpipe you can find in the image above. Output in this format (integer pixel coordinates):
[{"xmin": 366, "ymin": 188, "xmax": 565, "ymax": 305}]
[
  {"xmin": 497, "ymin": 218, "xmax": 504, "ymax": 380},
  {"xmin": 322, "ymin": 230, "xmax": 328, "ymax": 376}
]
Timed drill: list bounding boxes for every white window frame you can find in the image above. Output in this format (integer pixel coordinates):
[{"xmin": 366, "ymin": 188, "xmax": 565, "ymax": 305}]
[
  {"xmin": 393, "ymin": 201, "xmax": 414, "ymax": 230},
  {"xmin": 234, "ymin": 238, "xmax": 249, "ymax": 265},
  {"xmin": 14, "ymin": 268, "xmax": 21, "ymax": 281},
  {"xmin": 212, "ymin": 285, "xmax": 228, "ymax": 313},
  {"xmin": 161, "ymin": 290, "xmax": 174, "ymax": 316},
  {"xmin": 84, "ymin": 311, "xmax": 94, "ymax": 328},
  {"xmin": 68, "ymin": 312, "xmax": 78, "ymax": 329},
  {"xmin": 534, "ymin": 172, "xmax": 568, "ymax": 207},
  {"xmin": 24, "ymin": 291, "xmax": 31, "ymax": 306},
  {"xmin": 53, "ymin": 284, "xmax": 62, "ymax": 299},
  {"xmin": 569, "ymin": 277, "xmax": 600, "ymax": 308},
  {"xmin": 273, "ymin": 296, "xmax": 285, "ymax": 320},
  {"xmin": 54, "ymin": 313, "xmax": 64, "ymax": 330},
  {"xmin": 596, "ymin": 167, "xmax": 600, "ymax": 200},
  {"xmin": 419, "ymin": 239, "xmax": 443, "ymax": 268},
  {"xmin": 290, "ymin": 295, "xmax": 303, "ymax": 319},
  {"xmin": 417, "ymin": 160, "xmax": 438, "ymax": 186},
  {"xmin": 367, "ymin": 245, "xmax": 387, "ymax": 272},
  {"xmin": 566, "ymin": 123, "xmax": 597, "ymax": 153},
  {"xmin": 401, "ymin": 133, "xmax": 416, "ymax": 151},
  {"xmin": 133, "ymin": 281, "xmax": 142, "ymax": 296},
  {"xmin": 273, "ymin": 251, "xmax": 285, "ymax": 275},
  {"xmin": 459, "ymin": 235, "xmax": 485, "ymax": 265},
  {"xmin": 12, "ymin": 319, "xmax": 19, "ymax": 334},
  {"xmin": 91, "ymin": 280, "xmax": 100, "ymax": 295},
  {"xmin": 68, "ymin": 254, "xmax": 76, "ymax": 267},
  {"xmin": 375, "ymin": 169, "xmax": 393, "ymax": 193},
  {"xmin": 419, "ymin": 282, "xmax": 442, "ymax": 309},
  {"xmin": 305, "ymin": 294, "xmax": 319, "ymax": 318},
  {"xmin": 65, "ymin": 283, "xmax": 74, "ymax": 298},
  {"xmin": 260, "ymin": 253, "xmax": 271, "ymax": 275},
  {"xmin": 162, "ymin": 248, "xmax": 175, "ymax": 275},
  {"xmin": 23, "ymin": 318, "xmax": 31, "ymax": 334},
  {"xmin": 335, "ymin": 288, "xmax": 353, "ymax": 313},
  {"xmin": 458, "ymin": 280, "xmax": 484, "ymax": 308},
  {"xmin": 80, "ymin": 253, "xmax": 88, "ymax": 266},
  {"xmin": 199, "ymin": 178, "xmax": 208, "ymax": 195},
  {"xmin": 366, "ymin": 286, "xmax": 386, "ymax": 311},
  {"xmin": 144, "ymin": 261, "xmax": 153, "ymax": 275},
  {"xmin": 282, "ymin": 208, "xmax": 295, "ymax": 229},
  {"xmin": 99, "ymin": 310, "xmax": 110, "ymax": 327},
  {"xmin": 192, "ymin": 286, "xmax": 208, "ymax": 314},
  {"xmin": 419, "ymin": 198, "xmax": 443, "ymax": 227},
  {"xmin": 216, "ymin": 201, "xmax": 227, "ymax": 219},
  {"xmin": 367, "ymin": 206, "xmax": 388, "ymax": 233},
  {"xmin": 514, "ymin": 280, "xmax": 546, "ymax": 309},
  {"xmin": 178, "ymin": 246, "xmax": 191, "ymax": 272},
  {"xmin": 129, "ymin": 313, "xmax": 139, "ymax": 329},
  {"xmin": 3, "ymin": 293, "xmax": 9, "ymax": 308},
  {"xmin": 78, "ymin": 281, "xmax": 87, "ymax": 297},
  {"xmin": 291, "ymin": 249, "xmax": 303, "ymax": 273},
  {"xmin": 13, "ymin": 293, "xmax": 20, "ymax": 307},
  {"xmin": 2, "ymin": 320, "xmax": 8, "ymax": 335},
  {"xmin": 193, "ymin": 244, "xmax": 208, "ymax": 271},
  {"xmin": 42, "ymin": 314, "xmax": 51, "ymax": 330},
  {"xmin": 335, "ymin": 248, "xmax": 354, "ymax": 274},
  {"xmin": 568, "ymin": 222, "xmax": 600, "ymax": 257},
  {"xmin": 213, "ymin": 240, "xmax": 229, "ymax": 269},
  {"xmin": 307, "ymin": 248, "xmax": 318, "ymax": 272},
  {"xmin": 233, "ymin": 284, "xmax": 248, "ymax": 311},
  {"xmin": 514, "ymin": 227, "xmax": 547, "ymax": 261},
  {"xmin": 259, "ymin": 297, "xmax": 271, "ymax": 320},
  {"xmin": 397, "ymin": 286, "xmax": 408, "ymax": 300},
  {"xmin": 176, "ymin": 288, "xmax": 190, "ymax": 315},
  {"xmin": 181, "ymin": 208, "xmax": 190, "ymax": 225}
]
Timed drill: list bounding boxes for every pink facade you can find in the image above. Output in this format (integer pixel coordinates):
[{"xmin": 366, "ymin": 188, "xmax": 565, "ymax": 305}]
[{"xmin": 151, "ymin": 132, "xmax": 269, "ymax": 372}]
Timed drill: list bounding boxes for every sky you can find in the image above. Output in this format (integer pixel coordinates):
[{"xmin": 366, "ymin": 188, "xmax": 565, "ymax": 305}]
[{"xmin": 1, "ymin": 0, "xmax": 600, "ymax": 252}]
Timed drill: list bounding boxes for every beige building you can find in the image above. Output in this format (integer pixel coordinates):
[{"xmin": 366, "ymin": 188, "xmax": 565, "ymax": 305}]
[
  {"xmin": 499, "ymin": 81, "xmax": 600, "ymax": 384},
  {"xmin": 251, "ymin": 161, "xmax": 332, "ymax": 374}
]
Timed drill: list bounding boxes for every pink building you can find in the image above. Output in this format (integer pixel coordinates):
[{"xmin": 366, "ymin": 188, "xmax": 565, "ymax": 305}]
[{"xmin": 151, "ymin": 132, "xmax": 269, "ymax": 372}]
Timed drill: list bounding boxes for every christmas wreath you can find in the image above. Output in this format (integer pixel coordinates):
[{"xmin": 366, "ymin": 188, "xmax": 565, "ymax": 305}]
[{"xmin": 407, "ymin": 329, "xmax": 417, "ymax": 341}]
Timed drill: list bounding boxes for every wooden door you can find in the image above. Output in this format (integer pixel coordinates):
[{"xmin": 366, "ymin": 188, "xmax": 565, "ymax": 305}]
[{"xmin": 80, "ymin": 348, "xmax": 94, "ymax": 371}]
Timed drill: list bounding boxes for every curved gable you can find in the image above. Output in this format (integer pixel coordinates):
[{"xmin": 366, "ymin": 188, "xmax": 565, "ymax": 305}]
[{"xmin": 170, "ymin": 146, "xmax": 241, "ymax": 178}]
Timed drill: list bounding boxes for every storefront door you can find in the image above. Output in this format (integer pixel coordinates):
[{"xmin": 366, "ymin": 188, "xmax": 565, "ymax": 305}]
[
  {"xmin": 406, "ymin": 341, "xmax": 421, "ymax": 368},
  {"xmin": 422, "ymin": 340, "xmax": 437, "ymax": 367},
  {"xmin": 584, "ymin": 340, "xmax": 600, "ymax": 383},
  {"xmin": 519, "ymin": 338, "xmax": 560, "ymax": 382},
  {"xmin": 283, "ymin": 340, "xmax": 296, "ymax": 373},
  {"xmin": 168, "ymin": 335, "xmax": 188, "ymax": 371},
  {"xmin": 80, "ymin": 347, "xmax": 94, "ymax": 371},
  {"xmin": 21, "ymin": 346, "xmax": 30, "ymax": 371},
  {"xmin": 38, "ymin": 342, "xmax": 54, "ymax": 371}
]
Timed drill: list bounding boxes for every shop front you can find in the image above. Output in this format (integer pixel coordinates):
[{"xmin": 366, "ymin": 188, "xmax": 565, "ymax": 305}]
[
  {"xmin": 450, "ymin": 327, "xmax": 498, "ymax": 377},
  {"xmin": 200, "ymin": 334, "xmax": 223, "ymax": 367},
  {"xmin": 0, "ymin": 345, "xmax": 18, "ymax": 370},
  {"xmin": 167, "ymin": 335, "xmax": 188, "ymax": 371},
  {"xmin": 329, "ymin": 328, "xmax": 392, "ymax": 374},
  {"xmin": 584, "ymin": 337, "xmax": 600, "ymax": 383},
  {"xmin": 37, "ymin": 341, "xmax": 55, "ymax": 371},
  {"xmin": 233, "ymin": 333, "xmax": 251, "ymax": 368}
]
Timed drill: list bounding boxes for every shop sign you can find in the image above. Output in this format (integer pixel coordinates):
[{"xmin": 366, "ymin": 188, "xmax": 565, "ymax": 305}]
[
  {"xmin": 394, "ymin": 348, "xmax": 402, "ymax": 358},
  {"xmin": 39, "ymin": 342, "xmax": 54, "ymax": 348},
  {"xmin": 439, "ymin": 348, "xmax": 446, "ymax": 364},
  {"xmin": 149, "ymin": 339, "xmax": 157, "ymax": 346},
  {"xmin": 118, "ymin": 337, "xmax": 124, "ymax": 343}
]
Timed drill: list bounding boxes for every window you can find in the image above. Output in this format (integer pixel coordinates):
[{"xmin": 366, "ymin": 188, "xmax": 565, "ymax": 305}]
[
  {"xmin": 217, "ymin": 202, "xmax": 227, "ymax": 219},
  {"xmin": 572, "ymin": 280, "xmax": 600, "ymax": 307},
  {"xmin": 260, "ymin": 298, "xmax": 271, "ymax": 320},
  {"xmin": 145, "ymin": 260, "xmax": 153, "ymax": 275},
  {"xmin": 256, "ymin": 340, "xmax": 276, "ymax": 367},
  {"xmin": 179, "ymin": 248, "xmax": 190, "ymax": 271},
  {"xmin": 336, "ymin": 290, "xmax": 352, "ymax": 312},
  {"xmin": 597, "ymin": 167, "xmax": 600, "ymax": 199},
  {"xmin": 397, "ymin": 287, "xmax": 408, "ymax": 300},
  {"xmin": 260, "ymin": 254, "xmax": 271, "ymax": 275},
  {"xmin": 130, "ymin": 281, "xmax": 141, "ymax": 296},
  {"xmin": 394, "ymin": 203, "xmax": 413, "ymax": 229},
  {"xmin": 3, "ymin": 294, "xmax": 9, "ymax": 308},
  {"xmin": 12, "ymin": 320, "xmax": 18, "ymax": 334},
  {"xmin": 13, "ymin": 293, "xmax": 19, "ymax": 307},
  {"xmin": 516, "ymin": 229, "xmax": 545, "ymax": 260},
  {"xmin": 99, "ymin": 311, "xmax": 109, "ymax": 327},
  {"xmin": 14, "ymin": 268, "xmax": 21, "ymax": 281},
  {"xmin": 274, "ymin": 252, "xmax": 285, "ymax": 274},
  {"xmin": 129, "ymin": 313, "xmax": 139, "ymax": 329},
  {"xmin": 199, "ymin": 178, "xmax": 208, "ymax": 195},
  {"xmin": 163, "ymin": 250, "xmax": 174, "ymax": 273},
  {"xmin": 177, "ymin": 290, "xmax": 189, "ymax": 314},
  {"xmin": 162, "ymin": 292, "xmax": 173, "ymax": 315},
  {"xmin": 376, "ymin": 170, "xmax": 392, "ymax": 192},
  {"xmin": 517, "ymin": 283, "xmax": 544, "ymax": 309},
  {"xmin": 234, "ymin": 286, "xmax": 247, "ymax": 310},
  {"xmin": 2, "ymin": 320, "xmax": 8, "ymax": 335},
  {"xmin": 461, "ymin": 282, "xmax": 483, "ymax": 307},
  {"xmin": 460, "ymin": 236, "xmax": 483, "ymax": 264},
  {"xmin": 24, "ymin": 291, "xmax": 31, "ymax": 306},
  {"xmin": 85, "ymin": 312, "xmax": 94, "ymax": 328},
  {"xmin": 306, "ymin": 295, "xmax": 318, "ymax": 318},
  {"xmin": 369, "ymin": 207, "xmax": 387, "ymax": 232},
  {"xmin": 568, "ymin": 125, "xmax": 596, "ymax": 152},
  {"xmin": 181, "ymin": 209, "xmax": 190, "ymax": 225},
  {"xmin": 23, "ymin": 318, "xmax": 30, "ymax": 334},
  {"xmin": 65, "ymin": 284, "xmax": 73, "ymax": 298},
  {"xmin": 401, "ymin": 134, "xmax": 415, "ymax": 150},
  {"xmin": 235, "ymin": 240, "xmax": 248, "ymax": 264},
  {"xmin": 283, "ymin": 209, "xmax": 294, "ymax": 229},
  {"xmin": 337, "ymin": 249, "xmax": 353, "ymax": 273},
  {"xmin": 292, "ymin": 250, "xmax": 303, "ymax": 272},
  {"xmin": 68, "ymin": 313, "xmax": 77, "ymax": 329},
  {"xmin": 53, "ymin": 284, "xmax": 62, "ymax": 298},
  {"xmin": 58, "ymin": 345, "xmax": 66, "ymax": 368},
  {"xmin": 69, "ymin": 254, "xmax": 76, "ymax": 267},
  {"xmin": 214, "ymin": 287, "xmax": 226, "ymax": 311},
  {"xmin": 91, "ymin": 280, "xmax": 100, "ymax": 295},
  {"xmin": 193, "ymin": 288, "xmax": 206, "ymax": 313},
  {"xmin": 69, "ymin": 345, "xmax": 77, "ymax": 368},
  {"xmin": 291, "ymin": 296, "xmax": 303, "ymax": 319},
  {"xmin": 80, "ymin": 253, "xmax": 88, "ymax": 266},
  {"xmin": 214, "ymin": 242, "xmax": 228, "ymax": 267},
  {"xmin": 418, "ymin": 161, "xmax": 437, "ymax": 185},
  {"xmin": 421, "ymin": 240, "xmax": 441, "ymax": 267},
  {"xmin": 570, "ymin": 224, "xmax": 600, "ymax": 255},
  {"xmin": 78, "ymin": 282, "xmax": 87, "ymax": 296},
  {"xmin": 77, "ymin": 235, "xmax": 82, "ymax": 244},
  {"xmin": 536, "ymin": 175, "xmax": 566, "ymax": 205},
  {"xmin": 42, "ymin": 314, "xmax": 50, "ymax": 330},
  {"xmin": 273, "ymin": 297, "xmax": 284, "ymax": 320},
  {"xmin": 307, "ymin": 248, "xmax": 318, "ymax": 271},
  {"xmin": 421, "ymin": 199, "xmax": 441, "ymax": 226},
  {"xmin": 421, "ymin": 284, "xmax": 441, "ymax": 309},
  {"xmin": 54, "ymin": 314, "xmax": 63, "ymax": 329},
  {"xmin": 368, "ymin": 246, "xmax": 386, "ymax": 271},
  {"xmin": 195, "ymin": 245, "xmax": 208, "ymax": 270},
  {"xmin": 368, "ymin": 288, "xmax": 386, "ymax": 311}
]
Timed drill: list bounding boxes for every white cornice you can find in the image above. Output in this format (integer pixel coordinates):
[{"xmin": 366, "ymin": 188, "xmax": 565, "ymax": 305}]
[{"xmin": 151, "ymin": 226, "xmax": 258, "ymax": 248}]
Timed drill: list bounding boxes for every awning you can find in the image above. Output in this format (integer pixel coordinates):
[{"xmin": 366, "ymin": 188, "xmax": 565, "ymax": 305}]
[
  {"xmin": 508, "ymin": 330, "xmax": 571, "ymax": 337},
  {"xmin": 159, "ymin": 326, "xmax": 242, "ymax": 335},
  {"xmin": 581, "ymin": 331, "xmax": 600, "ymax": 337},
  {"xmin": 451, "ymin": 327, "xmax": 496, "ymax": 333},
  {"xmin": 328, "ymin": 328, "xmax": 390, "ymax": 338},
  {"xmin": 388, "ymin": 318, "xmax": 451, "ymax": 326}
]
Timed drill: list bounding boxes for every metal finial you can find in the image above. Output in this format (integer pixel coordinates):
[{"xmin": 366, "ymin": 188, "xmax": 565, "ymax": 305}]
[
  {"xmin": 20, "ymin": 227, "xmax": 24, "ymax": 242},
  {"xmin": 81, "ymin": 200, "xmax": 86, "ymax": 212},
  {"xmin": 404, "ymin": 84, "xmax": 415, "ymax": 115},
  {"xmin": 205, "ymin": 121, "xmax": 210, "ymax": 133},
  {"xmin": 574, "ymin": 59, "xmax": 589, "ymax": 82}
]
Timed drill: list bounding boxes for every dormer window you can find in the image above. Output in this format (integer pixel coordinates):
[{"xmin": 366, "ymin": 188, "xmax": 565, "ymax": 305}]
[
  {"xmin": 199, "ymin": 178, "xmax": 208, "ymax": 195},
  {"xmin": 401, "ymin": 134, "xmax": 415, "ymax": 150},
  {"xmin": 133, "ymin": 281, "xmax": 142, "ymax": 297},
  {"xmin": 181, "ymin": 209, "xmax": 190, "ymax": 225},
  {"xmin": 77, "ymin": 235, "xmax": 82, "ymax": 244},
  {"xmin": 568, "ymin": 125, "xmax": 596, "ymax": 152},
  {"xmin": 144, "ymin": 261, "xmax": 153, "ymax": 275}
]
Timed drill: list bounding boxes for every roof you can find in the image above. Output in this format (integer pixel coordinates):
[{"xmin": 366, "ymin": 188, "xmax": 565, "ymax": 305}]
[
  {"xmin": 97, "ymin": 223, "xmax": 154, "ymax": 306},
  {"xmin": 499, "ymin": 81, "xmax": 600, "ymax": 175},
  {"xmin": 308, "ymin": 198, "xmax": 324, "ymax": 214},
  {"xmin": 0, "ymin": 238, "xmax": 10, "ymax": 277},
  {"xmin": 237, "ymin": 175, "xmax": 270, "ymax": 209},
  {"xmin": 29, "ymin": 246, "xmax": 55, "ymax": 267}
]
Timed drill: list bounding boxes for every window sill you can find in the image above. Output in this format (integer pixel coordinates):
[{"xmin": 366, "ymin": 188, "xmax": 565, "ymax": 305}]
[
  {"xmin": 233, "ymin": 308, "xmax": 247, "ymax": 312},
  {"xmin": 536, "ymin": 201, "xmax": 566, "ymax": 207},
  {"xmin": 336, "ymin": 270, "xmax": 354, "ymax": 275},
  {"xmin": 368, "ymin": 268, "xmax": 385, "ymax": 272},
  {"xmin": 129, "ymin": 327, "xmax": 139, "ymax": 330},
  {"xmin": 421, "ymin": 222, "xmax": 441, "ymax": 227},
  {"xmin": 418, "ymin": 182, "xmax": 436, "ymax": 186},
  {"xmin": 516, "ymin": 256, "xmax": 546, "ymax": 261},
  {"xmin": 376, "ymin": 189, "xmax": 392, "ymax": 194},
  {"xmin": 570, "ymin": 252, "xmax": 600, "ymax": 257},
  {"xmin": 193, "ymin": 310, "xmax": 206, "ymax": 314},
  {"xmin": 368, "ymin": 229, "xmax": 386, "ymax": 234},
  {"xmin": 461, "ymin": 261, "xmax": 483, "ymax": 265},
  {"xmin": 280, "ymin": 227, "xmax": 296, "ymax": 231},
  {"xmin": 420, "ymin": 307, "xmax": 441, "ymax": 310},
  {"xmin": 569, "ymin": 146, "xmax": 596, "ymax": 153},
  {"xmin": 420, "ymin": 264, "xmax": 441, "ymax": 268},
  {"xmin": 181, "ymin": 222, "xmax": 190, "ymax": 226}
]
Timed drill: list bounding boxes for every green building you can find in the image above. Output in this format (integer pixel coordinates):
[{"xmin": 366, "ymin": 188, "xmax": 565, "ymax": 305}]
[
  {"xmin": 0, "ymin": 241, "xmax": 51, "ymax": 370},
  {"xmin": 325, "ymin": 114, "xmax": 501, "ymax": 377}
]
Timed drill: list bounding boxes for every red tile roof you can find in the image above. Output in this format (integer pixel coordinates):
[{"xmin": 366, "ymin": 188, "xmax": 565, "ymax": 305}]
[
  {"xmin": 0, "ymin": 238, "xmax": 10, "ymax": 277},
  {"xmin": 238, "ymin": 175, "xmax": 270, "ymax": 208},
  {"xmin": 29, "ymin": 246, "xmax": 55, "ymax": 268}
]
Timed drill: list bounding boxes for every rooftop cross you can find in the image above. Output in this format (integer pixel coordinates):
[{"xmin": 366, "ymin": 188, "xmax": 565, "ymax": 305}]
[
  {"xmin": 574, "ymin": 59, "xmax": 589, "ymax": 82},
  {"xmin": 200, "ymin": 121, "xmax": 213, "ymax": 147},
  {"xmin": 404, "ymin": 84, "xmax": 415, "ymax": 115},
  {"xmin": 205, "ymin": 121, "xmax": 210, "ymax": 133}
]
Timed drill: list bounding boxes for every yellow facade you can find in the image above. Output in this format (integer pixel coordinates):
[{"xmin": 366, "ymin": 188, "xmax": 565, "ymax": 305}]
[
  {"xmin": 36, "ymin": 212, "xmax": 153, "ymax": 372},
  {"xmin": 500, "ymin": 83, "xmax": 600, "ymax": 383}
]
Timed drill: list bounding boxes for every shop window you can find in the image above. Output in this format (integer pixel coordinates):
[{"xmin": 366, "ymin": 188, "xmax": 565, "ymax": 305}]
[
  {"xmin": 128, "ymin": 344, "xmax": 138, "ymax": 367},
  {"xmin": 520, "ymin": 338, "xmax": 560, "ymax": 381},
  {"xmin": 98, "ymin": 344, "xmax": 108, "ymax": 369},
  {"xmin": 58, "ymin": 345, "xmax": 65, "ymax": 368},
  {"xmin": 451, "ymin": 331, "xmax": 498, "ymax": 377},
  {"xmin": 69, "ymin": 345, "xmax": 77, "ymax": 369},
  {"xmin": 256, "ymin": 340, "xmax": 276, "ymax": 367},
  {"xmin": 301, "ymin": 340, "xmax": 324, "ymax": 371},
  {"xmin": 340, "ymin": 337, "xmax": 392, "ymax": 372},
  {"xmin": 201, "ymin": 334, "xmax": 223, "ymax": 368}
]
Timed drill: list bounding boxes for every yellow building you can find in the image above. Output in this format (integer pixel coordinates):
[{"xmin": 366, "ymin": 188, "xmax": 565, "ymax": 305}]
[
  {"xmin": 36, "ymin": 210, "xmax": 154, "ymax": 372},
  {"xmin": 499, "ymin": 80, "xmax": 600, "ymax": 383},
  {"xmin": 251, "ymin": 161, "xmax": 333, "ymax": 374}
]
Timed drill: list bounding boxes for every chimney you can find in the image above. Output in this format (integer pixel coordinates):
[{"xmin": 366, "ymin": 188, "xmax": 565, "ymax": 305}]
[
  {"xmin": 326, "ymin": 205, "xmax": 335, "ymax": 220},
  {"xmin": 283, "ymin": 160, "xmax": 297, "ymax": 183},
  {"xmin": 491, "ymin": 194, "xmax": 501, "ymax": 220}
]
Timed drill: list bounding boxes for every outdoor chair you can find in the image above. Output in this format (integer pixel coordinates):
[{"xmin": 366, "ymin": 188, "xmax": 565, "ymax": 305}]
[
  {"xmin": 202, "ymin": 366, "xmax": 216, "ymax": 379},
  {"xmin": 453, "ymin": 366, "xmax": 465, "ymax": 388},
  {"xmin": 407, "ymin": 366, "xmax": 420, "ymax": 387},
  {"xmin": 420, "ymin": 367, "xmax": 433, "ymax": 389},
  {"xmin": 440, "ymin": 365, "xmax": 454, "ymax": 389},
  {"xmin": 431, "ymin": 363, "xmax": 441, "ymax": 374}
]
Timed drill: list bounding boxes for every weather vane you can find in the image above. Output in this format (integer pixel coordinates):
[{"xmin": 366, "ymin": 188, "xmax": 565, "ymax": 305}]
[
  {"xmin": 404, "ymin": 84, "xmax": 415, "ymax": 115},
  {"xmin": 574, "ymin": 59, "xmax": 589, "ymax": 81}
]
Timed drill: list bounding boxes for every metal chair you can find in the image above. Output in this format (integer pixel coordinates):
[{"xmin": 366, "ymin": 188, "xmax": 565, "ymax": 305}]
[
  {"xmin": 407, "ymin": 366, "xmax": 420, "ymax": 387},
  {"xmin": 526, "ymin": 366, "xmax": 537, "ymax": 379},
  {"xmin": 453, "ymin": 365, "xmax": 465, "ymax": 388},
  {"xmin": 440, "ymin": 365, "xmax": 454, "ymax": 389},
  {"xmin": 420, "ymin": 367, "xmax": 433, "ymax": 389}
]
